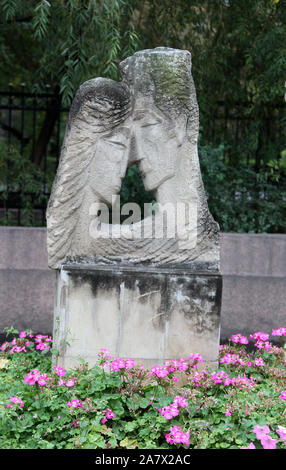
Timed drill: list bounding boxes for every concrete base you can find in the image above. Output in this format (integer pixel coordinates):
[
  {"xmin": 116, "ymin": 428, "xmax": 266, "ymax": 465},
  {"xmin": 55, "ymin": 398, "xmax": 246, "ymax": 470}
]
[{"xmin": 53, "ymin": 263, "xmax": 222, "ymax": 370}]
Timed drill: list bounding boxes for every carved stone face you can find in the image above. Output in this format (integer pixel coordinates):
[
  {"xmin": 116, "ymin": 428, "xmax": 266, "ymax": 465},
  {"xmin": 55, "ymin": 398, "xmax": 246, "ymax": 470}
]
[
  {"xmin": 90, "ymin": 104, "xmax": 179, "ymax": 202},
  {"xmin": 90, "ymin": 127, "xmax": 130, "ymax": 204},
  {"xmin": 132, "ymin": 109, "xmax": 177, "ymax": 192}
]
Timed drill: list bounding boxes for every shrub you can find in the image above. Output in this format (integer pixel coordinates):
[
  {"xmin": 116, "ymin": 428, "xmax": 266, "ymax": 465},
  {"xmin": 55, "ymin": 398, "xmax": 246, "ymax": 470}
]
[{"xmin": 0, "ymin": 326, "xmax": 285, "ymax": 449}]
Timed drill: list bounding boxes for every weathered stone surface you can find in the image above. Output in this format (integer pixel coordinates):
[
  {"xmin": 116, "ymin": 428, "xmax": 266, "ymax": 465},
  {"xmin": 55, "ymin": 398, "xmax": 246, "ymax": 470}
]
[
  {"xmin": 53, "ymin": 265, "xmax": 222, "ymax": 369},
  {"xmin": 47, "ymin": 48, "xmax": 219, "ymax": 271}
]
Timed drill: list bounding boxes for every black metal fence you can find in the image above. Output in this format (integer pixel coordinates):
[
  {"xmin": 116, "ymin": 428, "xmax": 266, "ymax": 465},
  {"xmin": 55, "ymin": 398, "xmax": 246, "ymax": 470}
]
[
  {"xmin": 0, "ymin": 86, "xmax": 68, "ymax": 225},
  {"xmin": 0, "ymin": 87, "xmax": 285, "ymax": 226},
  {"xmin": 200, "ymin": 100, "xmax": 285, "ymax": 168}
]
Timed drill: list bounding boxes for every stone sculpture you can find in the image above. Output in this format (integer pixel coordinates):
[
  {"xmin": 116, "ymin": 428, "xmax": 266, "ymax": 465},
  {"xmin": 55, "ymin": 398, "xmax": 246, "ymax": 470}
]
[
  {"xmin": 47, "ymin": 48, "xmax": 222, "ymax": 370},
  {"xmin": 47, "ymin": 47, "xmax": 219, "ymax": 271}
]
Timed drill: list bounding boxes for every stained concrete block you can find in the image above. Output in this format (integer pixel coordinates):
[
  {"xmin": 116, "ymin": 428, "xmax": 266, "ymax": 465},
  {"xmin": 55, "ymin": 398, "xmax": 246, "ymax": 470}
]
[{"xmin": 54, "ymin": 264, "xmax": 222, "ymax": 370}]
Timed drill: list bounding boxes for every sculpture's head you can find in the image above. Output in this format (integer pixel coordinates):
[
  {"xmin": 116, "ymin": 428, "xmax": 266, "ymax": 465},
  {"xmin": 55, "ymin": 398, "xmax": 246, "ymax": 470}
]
[
  {"xmin": 66, "ymin": 78, "xmax": 131, "ymax": 205},
  {"xmin": 120, "ymin": 47, "xmax": 199, "ymax": 192},
  {"xmin": 46, "ymin": 77, "xmax": 131, "ymax": 266}
]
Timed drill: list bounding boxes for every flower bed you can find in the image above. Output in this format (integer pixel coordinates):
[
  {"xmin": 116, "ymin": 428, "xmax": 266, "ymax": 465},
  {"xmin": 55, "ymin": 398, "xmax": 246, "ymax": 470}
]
[{"xmin": 0, "ymin": 326, "xmax": 285, "ymax": 449}]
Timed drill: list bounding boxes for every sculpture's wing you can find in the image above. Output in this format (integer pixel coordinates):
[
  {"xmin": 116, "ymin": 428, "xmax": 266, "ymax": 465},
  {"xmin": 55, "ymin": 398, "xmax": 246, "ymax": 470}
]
[{"xmin": 46, "ymin": 78, "xmax": 130, "ymax": 268}]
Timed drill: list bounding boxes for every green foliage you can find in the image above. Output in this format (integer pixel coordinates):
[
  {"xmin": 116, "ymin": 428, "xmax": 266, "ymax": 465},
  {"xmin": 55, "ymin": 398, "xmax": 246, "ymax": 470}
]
[
  {"xmin": 0, "ymin": 327, "xmax": 285, "ymax": 449},
  {"xmin": 32, "ymin": 1, "xmax": 51, "ymax": 40},
  {"xmin": 0, "ymin": 0, "xmax": 139, "ymax": 105},
  {"xmin": 199, "ymin": 141, "xmax": 286, "ymax": 233},
  {"xmin": 0, "ymin": 142, "xmax": 52, "ymax": 225},
  {"xmin": 119, "ymin": 164, "xmax": 156, "ymax": 222}
]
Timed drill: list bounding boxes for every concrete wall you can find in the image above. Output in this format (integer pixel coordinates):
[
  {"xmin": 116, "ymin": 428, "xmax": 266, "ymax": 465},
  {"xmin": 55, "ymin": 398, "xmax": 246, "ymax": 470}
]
[
  {"xmin": 220, "ymin": 233, "xmax": 286, "ymax": 342},
  {"xmin": 0, "ymin": 227, "xmax": 285, "ymax": 342},
  {"xmin": 0, "ymin": 227, "xmax": 55, "ymax": 335}
]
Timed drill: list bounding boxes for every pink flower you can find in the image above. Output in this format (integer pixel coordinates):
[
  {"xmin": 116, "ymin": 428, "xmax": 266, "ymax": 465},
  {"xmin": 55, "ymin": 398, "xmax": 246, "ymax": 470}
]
[
  {"xmin": 230, "ymin": 334, "xmax": 249, "ymax": 345},
  {"xmin": 125, "ymin": 359, "xmax": 135, "ymax": 370},
  {"xmin": 24, "ymin": 373, "xmax": 37, "ymax": 385},
  {"xmin": 101, "ymin": 408, "xmax": 116, "ymax": 423},
  {"xmin": 36, "ymin": 342, "xmax": 50, "ymax": 351},
  {"xmin": 173, "ymin": 396, "xmax": 188, "ymax": 408},
  {"xmin": 279, "ymin": 390, "xmax": 286, "ymax": 401},
  {"xmin": 249, "ymin": 332, "xmax": 269, "ymax": 342},
  {"xmin": 272, "ymin": 327, "xmax": 286, "ymax": 337},
  {"xmin": 35, "ymin": 334, "xmax": 52, "ymax": 343},
  {"xmin": 165, "ymin": 426, "xmax": 190, "ymax": 447},
  {"xmin": 276, "ymin": 426, "xmax": 286, "ymax": 441},
  {"xmin": 188, "ymin": 353, "xmax": 203, "ymax": 368},
  {"xmin": 37, "ymin": 377, "xmax": 47, "ymax": 386},
  {"xmin": 16, "ymin": 345, "xmax": 27, "ymax": 353},
  {"xmin": 24, "ymin": 369, "xmax": 49, "ymax": 387},
  {"xmin": 254, "ymin": 358, "xmax": 265, "ymax": 367},
  {"xmin": 54, "ymin": 366, "xmax": 66, "ymax": 376},
  {"xmin": 65, "ymin": 379, "xmax": 75, "ymax": 388},
  {"xmin": 157, "ymin": 369, "xmax": 169, "ymax": 378},
  {"xmin": 19, "ymin": 331, "xmax": 27, "ymax": 338},
  {"xmin": 253, "ymin": 425, "xmax": 270, "ymax": 440},
  {"xmin": 165, "ymin": 434, "xmax": 175, "ymax": 444},
  {"xmin": 106, "ymin": 409, "xmax": 115, "ymax": 419},
  {"xmin": 225, "ymin": 409, "xmax": 231, "ymax": 417},
  {"xmin": 260, "ymin": 435, "xmax": 277, "ymax": 449},
  {"xmin": 220, "ymin": 353, "xmax": 245, "ymax": 366},
  {"xmin": 160, "ymin": 405, "xmax": 179, "ymax": 420},
  {"xmin": 34, "ymin": 335, "xmax": 52, "ymax": 352},
  {"xmin": 7, "ymin": 396, "xmax": 24, "ymax": 408},
  {"xmin": 110, "ymin": 358, "xmax": 126, "ymax": 371},
  {"xmin": 98, "ymin": 348, "xmax": 111, "ymax": 359},
  {"xmin": 254, "ymin": 340, "xmax": 273, "ymax": 353},
  {"xmin": 67, "ymin": 399, "xmax": 82, "ymax": 408},
  {"xmin": 149, "ymin": 365, "xmax": 169, "ymax": 378},
  {"xmin": 0, "ymin": 341, "xmax": 9, "ymax": 351},
  {"xmin": 242, "ymin": 442, "xmax": 256, "ymax": 449}
]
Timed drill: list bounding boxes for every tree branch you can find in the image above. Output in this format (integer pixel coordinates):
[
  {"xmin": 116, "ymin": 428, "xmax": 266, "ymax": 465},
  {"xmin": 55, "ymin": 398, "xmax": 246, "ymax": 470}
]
[{"xmin": 0, "ymin": 121, "xmax": 30, "ymax": 144}]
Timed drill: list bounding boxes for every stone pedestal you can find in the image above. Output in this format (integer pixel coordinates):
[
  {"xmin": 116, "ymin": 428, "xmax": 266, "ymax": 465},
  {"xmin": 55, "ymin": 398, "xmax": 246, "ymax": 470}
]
[{"xmin": 54, "ymin": 263, "xmax": 222, "ymax": 370}]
